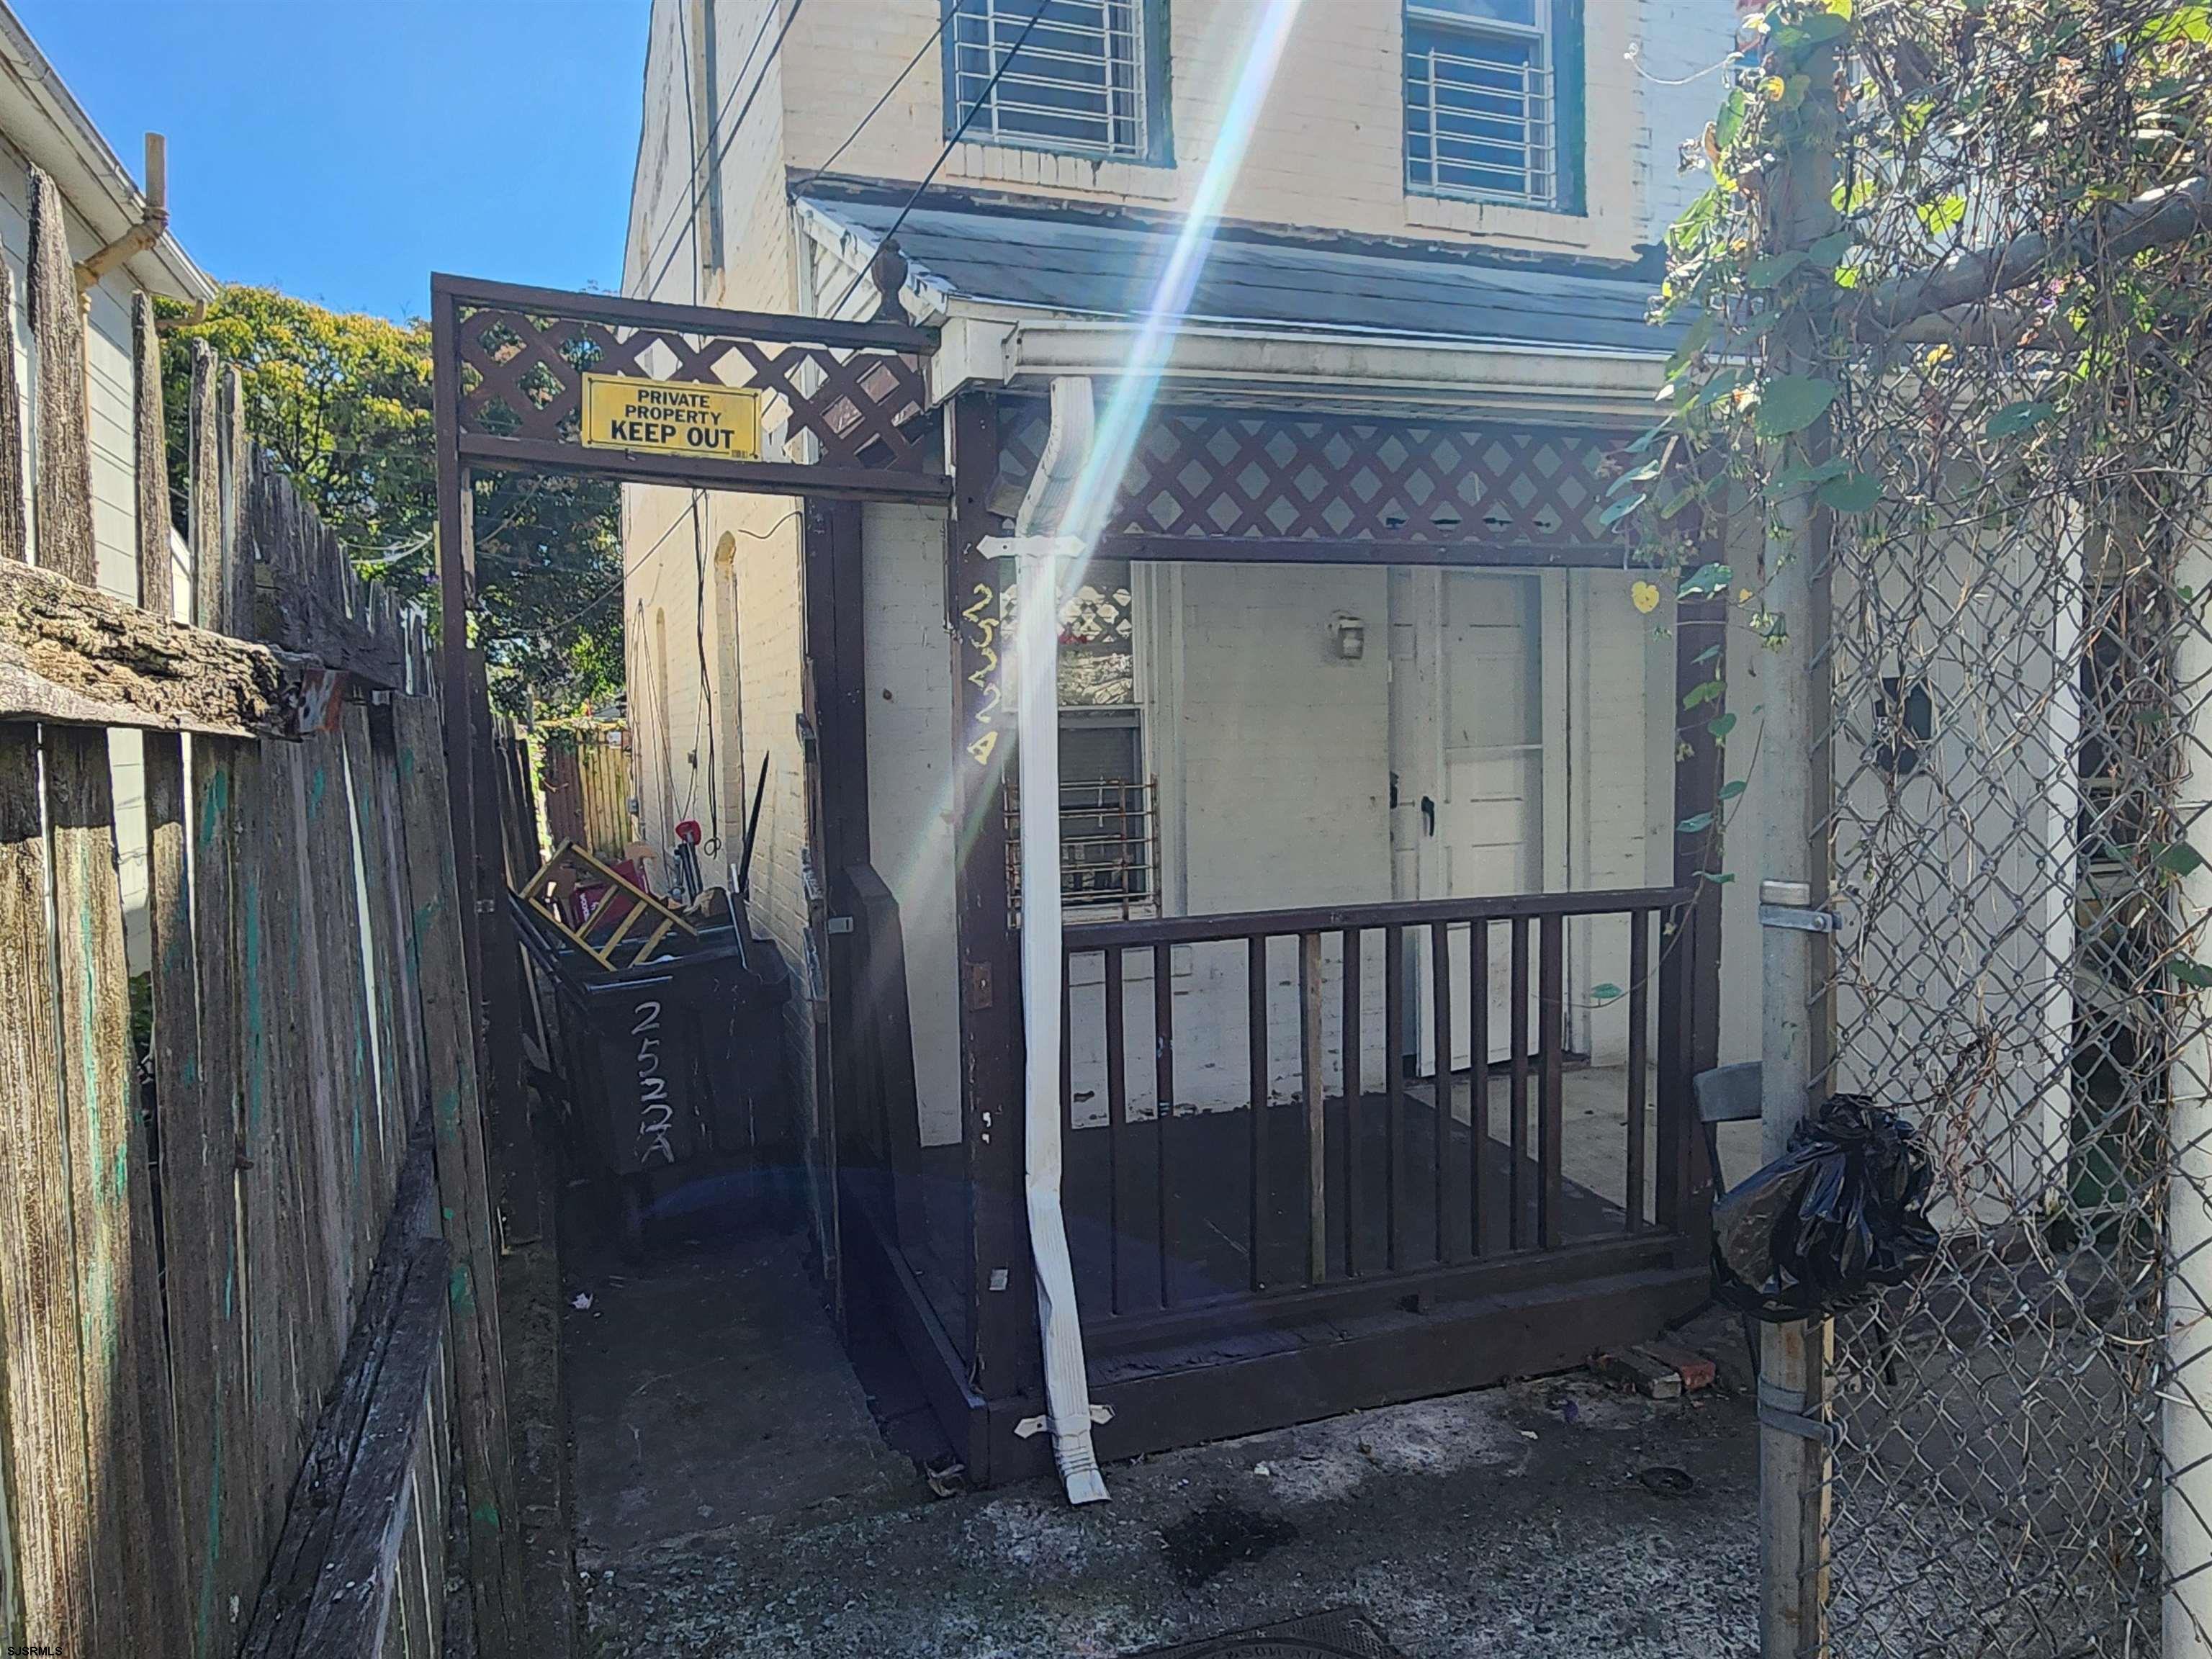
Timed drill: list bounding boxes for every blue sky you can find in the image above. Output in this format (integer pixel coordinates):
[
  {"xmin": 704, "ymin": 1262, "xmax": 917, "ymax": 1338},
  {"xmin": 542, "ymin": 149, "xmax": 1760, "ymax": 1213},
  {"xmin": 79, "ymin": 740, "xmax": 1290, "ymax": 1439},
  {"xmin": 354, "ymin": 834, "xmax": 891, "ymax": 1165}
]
[{"xmin": 15, "ymin": 0, "xmax": 649, "ymax": 322}]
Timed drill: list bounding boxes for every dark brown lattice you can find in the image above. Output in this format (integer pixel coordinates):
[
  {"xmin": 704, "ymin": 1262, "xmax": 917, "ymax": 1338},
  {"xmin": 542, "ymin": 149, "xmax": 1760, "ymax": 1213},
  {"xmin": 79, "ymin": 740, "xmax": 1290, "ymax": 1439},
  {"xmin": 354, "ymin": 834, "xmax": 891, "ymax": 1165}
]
[
  {"xmin": 1000, "ymin": 400, "xmax": 1628, "ymax": 557},
  {"xmin": 454, "ymin": 305, "xmax": 931, "ymax": 472}
]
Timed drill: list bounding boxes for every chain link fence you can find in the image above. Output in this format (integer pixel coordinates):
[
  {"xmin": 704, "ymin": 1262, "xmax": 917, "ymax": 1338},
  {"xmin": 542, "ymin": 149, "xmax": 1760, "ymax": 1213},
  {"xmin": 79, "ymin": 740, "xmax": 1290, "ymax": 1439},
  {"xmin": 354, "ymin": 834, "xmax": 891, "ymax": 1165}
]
[
  {"xmin": 1812, "ymin": 5, "xmax": 2212, "ymax": 1652},
  {"xmin": 1655, "ymin": 1, "xmax": 2212, "ymax": 1650}
]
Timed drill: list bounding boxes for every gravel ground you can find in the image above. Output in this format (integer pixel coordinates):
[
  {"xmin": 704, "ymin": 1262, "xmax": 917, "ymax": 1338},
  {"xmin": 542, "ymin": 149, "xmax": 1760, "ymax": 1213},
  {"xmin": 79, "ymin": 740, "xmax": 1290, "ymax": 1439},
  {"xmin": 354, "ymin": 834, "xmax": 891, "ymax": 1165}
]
[{"xmin": 576, "ymin": 1362, "xmax": 1759, "ymax": 1658}]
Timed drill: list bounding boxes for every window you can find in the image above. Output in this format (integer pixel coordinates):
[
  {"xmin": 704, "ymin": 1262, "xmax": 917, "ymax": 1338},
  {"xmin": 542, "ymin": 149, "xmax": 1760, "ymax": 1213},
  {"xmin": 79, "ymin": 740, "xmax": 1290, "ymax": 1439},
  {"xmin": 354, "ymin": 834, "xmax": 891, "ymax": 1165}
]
[
  {"xmin": 946, "ymin": 0, "xmax": 1165, "ymax": 163},
  {"xmin": 1004, "ymin": 560, "xmax": 1157, "ymax": 917},
  {"xmin": 1403, "ymin": 0, "xmax": 1557, "ymax": 207},
  {"xmin": 1057, "ymin": 564, "xmax": 1154, "ymax": 914}
]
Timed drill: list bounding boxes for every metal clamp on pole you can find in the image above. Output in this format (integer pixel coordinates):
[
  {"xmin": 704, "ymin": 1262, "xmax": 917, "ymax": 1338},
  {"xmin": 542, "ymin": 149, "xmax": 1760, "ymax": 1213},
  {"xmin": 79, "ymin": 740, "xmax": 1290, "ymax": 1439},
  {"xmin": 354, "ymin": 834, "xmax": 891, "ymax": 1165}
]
[
  {"xmin": 1758, "ymin": 878, "xmax": 1838, "ymax": 935},
  {"xmin": 1758, "ymin": 1376, "xmax": 1841, "ymax": 1449}
]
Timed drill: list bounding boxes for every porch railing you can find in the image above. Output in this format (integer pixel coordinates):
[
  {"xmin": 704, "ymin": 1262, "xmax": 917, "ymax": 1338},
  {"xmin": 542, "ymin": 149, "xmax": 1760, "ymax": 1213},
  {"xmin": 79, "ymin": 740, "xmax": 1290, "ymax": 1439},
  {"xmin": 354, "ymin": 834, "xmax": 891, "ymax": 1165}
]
[{"xmin": 1060, "ymin": 886, "xmax": 1696, "ymax": 1336}]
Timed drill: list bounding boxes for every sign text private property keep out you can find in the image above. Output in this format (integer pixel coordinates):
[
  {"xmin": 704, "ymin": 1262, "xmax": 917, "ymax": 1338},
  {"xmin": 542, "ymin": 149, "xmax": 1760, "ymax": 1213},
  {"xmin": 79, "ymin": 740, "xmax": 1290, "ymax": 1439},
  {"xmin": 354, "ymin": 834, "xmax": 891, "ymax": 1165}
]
[{"xmin": 580, "ymin": 372, "xmax": 763, "ymax": 460}]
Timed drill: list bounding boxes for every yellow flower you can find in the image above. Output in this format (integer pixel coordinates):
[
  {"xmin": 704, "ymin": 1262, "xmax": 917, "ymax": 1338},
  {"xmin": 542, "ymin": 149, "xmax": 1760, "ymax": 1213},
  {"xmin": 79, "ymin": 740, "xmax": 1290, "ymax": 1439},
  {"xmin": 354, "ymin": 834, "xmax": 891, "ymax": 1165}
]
[{"xmin": 1632, "ymin": 580, "xmax": 1662, "ymax": 615}]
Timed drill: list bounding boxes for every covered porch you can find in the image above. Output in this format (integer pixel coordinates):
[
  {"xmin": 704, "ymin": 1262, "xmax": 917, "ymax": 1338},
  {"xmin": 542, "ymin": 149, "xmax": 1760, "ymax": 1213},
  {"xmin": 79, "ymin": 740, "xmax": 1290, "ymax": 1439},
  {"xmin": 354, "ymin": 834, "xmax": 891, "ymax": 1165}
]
[{"xmin": 796, "ymin": 218, "xmax": 1729, "ymax": 1482}]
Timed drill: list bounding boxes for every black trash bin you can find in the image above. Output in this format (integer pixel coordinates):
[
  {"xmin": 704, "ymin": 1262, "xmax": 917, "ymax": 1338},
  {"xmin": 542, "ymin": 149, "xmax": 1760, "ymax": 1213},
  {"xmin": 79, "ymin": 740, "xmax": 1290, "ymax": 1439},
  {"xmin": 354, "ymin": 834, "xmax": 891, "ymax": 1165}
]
[{"xmin": 516, "ymin": 899, "xmax": 791, "ymax": 1254}]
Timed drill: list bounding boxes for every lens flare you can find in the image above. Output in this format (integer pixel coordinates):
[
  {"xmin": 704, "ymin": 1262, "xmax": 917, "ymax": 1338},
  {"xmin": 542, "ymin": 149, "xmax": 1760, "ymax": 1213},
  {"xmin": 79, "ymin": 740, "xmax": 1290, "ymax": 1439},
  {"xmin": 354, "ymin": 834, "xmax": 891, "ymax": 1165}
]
[{"xmin": 932, "ymin": 0, "xmax": 1309, "ymax": 902}]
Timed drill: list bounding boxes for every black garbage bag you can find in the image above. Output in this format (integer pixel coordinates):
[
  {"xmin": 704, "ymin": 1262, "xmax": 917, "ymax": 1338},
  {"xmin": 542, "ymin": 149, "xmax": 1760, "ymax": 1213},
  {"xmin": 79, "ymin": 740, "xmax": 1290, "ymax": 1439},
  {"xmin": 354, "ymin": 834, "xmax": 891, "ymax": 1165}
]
[{"xmin": 1712, "ymin": 1094, "xmax": 1938, "ymax": 1323}]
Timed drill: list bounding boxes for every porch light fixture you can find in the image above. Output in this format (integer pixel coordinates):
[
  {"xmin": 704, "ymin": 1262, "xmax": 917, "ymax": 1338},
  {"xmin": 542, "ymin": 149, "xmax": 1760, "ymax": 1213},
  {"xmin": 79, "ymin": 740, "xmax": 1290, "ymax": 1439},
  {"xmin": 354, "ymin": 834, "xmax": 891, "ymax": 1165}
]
[{"xmin": 1331, "ymin": 613, "xmax": 1367, "ymax": 660}]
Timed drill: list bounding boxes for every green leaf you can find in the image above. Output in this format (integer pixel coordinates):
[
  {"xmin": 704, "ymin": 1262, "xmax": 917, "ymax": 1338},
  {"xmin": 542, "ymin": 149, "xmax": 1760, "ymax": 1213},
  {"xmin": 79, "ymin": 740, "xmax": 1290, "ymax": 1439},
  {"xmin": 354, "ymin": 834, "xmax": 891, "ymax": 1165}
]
[
  {"xmin": 1684, "ymin": 366, "xmax": 1748, "ymax": 411},
  {"xmin": 2142, "ymin": 5, "xmax": 2212, "ymax": 43},
  {"xmin": 2153, "ymin": 840, "xmax": 2206, "ymax": 877},
  {"xmin": 1676, "ymin": 813, "xmax": 1715, "ymax": 834},
  {"xmin": 2177, "ymin": 961, "xmax": 2212, "ymax": 991},
  {"xmin": 1718, "ymin": 780, "xmax": 1748, "ymax": 801},
  {"xmin": 1798, "ymin": 8, "xmax": 1851, "ymax": 40},
  {"xmin": 1683, "ymin": 679, "xmax": 1727, "ymax": 709},
  {"xmin": 1708, "ymin": 711, "xmax": 1738, "ymax": 739},
  {"xmin": 1747, "ymin": 250, "xmax": 1807, "ymax": 288},
  {"xmin": 1694, "ymin": 644, "xmax": 1723, "ymax": 665},
  {"xmin": 1608, "ymin": 458, "xmax": 1665, "ymax": 495},
  {"xmin": 1714, "ymin": 87, "xmax": 1748, "ymax": 150},
  {"xmin": 1915, "ymin": 194, "xmax": 1967, "ymax": 236},
  {"xmin": 1817, "ymin": 472, "xmax": 1884, "ymax": 513},
  {"xmin": 1591, "ymin": 983, "xmax": 1625, "ymax": 1004},
  {"xmin": 1987, "ymin": 400, "xmax": 2056, "ymax": 439},
  {"xmin": 1678, "ymin": 561, "xmax": 1732, "ymax": 601},
  {"xmin": 1699, "ymin": 870, "xmax": 1736, "ymax": 886},
  {"xmin": 1833, "ymin": 176, "xmax": 1878, "ymax": 215},
  {"xmin": 1755, "ymin": 374, "xmax": 1839, "ymax": 438},
  {"xmin": 1665, "ymin": 313, "xmax": 1717, "ymax": 377},
  {"xmin": 1599, "ymin": 493, "xmax": 1647, "ymax": 528},
  {"xmin": 1772, "ymin": 456, "xmax": 1851, "ymax": 488},
  {"xmin": 1806, "ymin": 230, "xmax": 1853, "ymax": 270}
]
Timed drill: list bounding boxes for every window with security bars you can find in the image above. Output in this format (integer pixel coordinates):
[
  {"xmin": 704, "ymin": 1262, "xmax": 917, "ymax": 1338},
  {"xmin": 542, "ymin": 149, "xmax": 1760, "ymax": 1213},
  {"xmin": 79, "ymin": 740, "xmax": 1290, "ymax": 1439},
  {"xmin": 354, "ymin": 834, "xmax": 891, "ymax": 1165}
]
[
  {"xmin": 948, "ymin": 0, "xmax": 1151, "ymax": 161},
  {"xmin": 1403, "ymin": 0, "xmax": 1556, "ymax": 207}
]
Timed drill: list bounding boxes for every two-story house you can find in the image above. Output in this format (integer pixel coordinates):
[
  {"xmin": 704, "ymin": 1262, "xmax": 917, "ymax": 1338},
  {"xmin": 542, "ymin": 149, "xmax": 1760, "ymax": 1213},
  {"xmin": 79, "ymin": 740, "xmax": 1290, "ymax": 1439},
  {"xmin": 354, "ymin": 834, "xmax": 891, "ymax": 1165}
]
[{"xmin": 615, "ymin": 0, "xmax": 1745, "ymax": 1496}]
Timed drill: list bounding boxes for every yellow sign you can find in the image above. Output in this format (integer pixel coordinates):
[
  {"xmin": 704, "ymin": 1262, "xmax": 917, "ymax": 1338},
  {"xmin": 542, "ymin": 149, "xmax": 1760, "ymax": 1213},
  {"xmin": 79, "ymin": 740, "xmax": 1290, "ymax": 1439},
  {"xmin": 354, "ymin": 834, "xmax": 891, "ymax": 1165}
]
[{"xmin": 579, "ymin": 373, "xmax": 761, "ymax": 461}]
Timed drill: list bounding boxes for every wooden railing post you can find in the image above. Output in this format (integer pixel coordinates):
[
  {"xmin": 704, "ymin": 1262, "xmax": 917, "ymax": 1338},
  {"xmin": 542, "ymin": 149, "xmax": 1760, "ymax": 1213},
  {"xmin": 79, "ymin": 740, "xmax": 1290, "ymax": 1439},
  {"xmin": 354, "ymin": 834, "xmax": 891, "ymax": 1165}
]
[{"xmin": 947, "ymin": 391, "xmax": 1037, "ymax": 1447}]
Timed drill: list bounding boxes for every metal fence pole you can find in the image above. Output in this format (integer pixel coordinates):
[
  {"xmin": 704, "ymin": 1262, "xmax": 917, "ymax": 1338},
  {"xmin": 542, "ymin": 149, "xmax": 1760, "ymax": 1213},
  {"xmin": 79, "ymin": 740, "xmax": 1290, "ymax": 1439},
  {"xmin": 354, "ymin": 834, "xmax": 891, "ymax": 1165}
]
[{"xmin": 2169, "ymin": 517, "xmax": 2212, "ymax": 1658}]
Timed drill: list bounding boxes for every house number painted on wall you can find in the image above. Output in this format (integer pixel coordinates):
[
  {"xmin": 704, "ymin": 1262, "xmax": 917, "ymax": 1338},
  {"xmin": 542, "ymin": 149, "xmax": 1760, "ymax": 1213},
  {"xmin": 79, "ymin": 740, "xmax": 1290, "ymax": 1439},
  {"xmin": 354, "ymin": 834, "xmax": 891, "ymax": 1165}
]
[
  {"xmin": 580, "ymin": 372, "xmax": 763, "ymax": 460},
  {"xmin": 631, "ymin": 997, "xmax": 677, "ymax": 1167},
  {"xmin": 962, "ymin": 579, "xmax": 1006, "ymax": 768}
]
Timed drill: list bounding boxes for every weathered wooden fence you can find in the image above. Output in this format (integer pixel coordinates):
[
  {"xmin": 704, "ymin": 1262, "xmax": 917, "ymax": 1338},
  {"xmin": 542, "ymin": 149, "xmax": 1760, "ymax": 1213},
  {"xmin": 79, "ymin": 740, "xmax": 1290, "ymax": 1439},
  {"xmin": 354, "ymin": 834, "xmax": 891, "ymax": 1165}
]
[
  {"xmin": 528, "ymin": 719, "xmax": 630, "ymax": 863},
  {"xmin": 0, "ymin": 168, "xmax": 516, "ymax": 1658}
]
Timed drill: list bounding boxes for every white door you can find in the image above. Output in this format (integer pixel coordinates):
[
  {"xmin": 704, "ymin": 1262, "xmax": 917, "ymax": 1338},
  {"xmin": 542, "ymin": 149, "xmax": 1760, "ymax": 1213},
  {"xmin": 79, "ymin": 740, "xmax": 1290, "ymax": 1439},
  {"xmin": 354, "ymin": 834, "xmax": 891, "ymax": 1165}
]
[{"xmin": 1419, "ymin": 572, "xmax": 1544, "ymax": 1071}]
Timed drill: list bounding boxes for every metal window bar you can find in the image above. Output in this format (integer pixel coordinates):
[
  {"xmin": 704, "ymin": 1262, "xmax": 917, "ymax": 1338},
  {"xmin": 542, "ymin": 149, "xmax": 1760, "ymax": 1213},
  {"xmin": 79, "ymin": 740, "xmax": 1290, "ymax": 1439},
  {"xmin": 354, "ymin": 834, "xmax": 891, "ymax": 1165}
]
[
  {"xmin": 1004, "ymin": 777, "xmax": 1161, "ymax": 922},
  {"xmin": 952, "ymin": 0, "xmax": 1146, "ymax": 160},
  {"xmin": 1404, "ymin": 45, "xmax": 1554, "ymax": 206}
]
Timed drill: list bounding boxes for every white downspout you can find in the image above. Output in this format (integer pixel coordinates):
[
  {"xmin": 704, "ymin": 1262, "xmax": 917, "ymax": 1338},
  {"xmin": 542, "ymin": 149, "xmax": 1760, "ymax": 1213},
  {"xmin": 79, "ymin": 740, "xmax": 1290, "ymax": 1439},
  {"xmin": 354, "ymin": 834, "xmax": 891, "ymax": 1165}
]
[{"xmin": 982, "ymin": 375, "xmax": 1107, "ymax": 1505}]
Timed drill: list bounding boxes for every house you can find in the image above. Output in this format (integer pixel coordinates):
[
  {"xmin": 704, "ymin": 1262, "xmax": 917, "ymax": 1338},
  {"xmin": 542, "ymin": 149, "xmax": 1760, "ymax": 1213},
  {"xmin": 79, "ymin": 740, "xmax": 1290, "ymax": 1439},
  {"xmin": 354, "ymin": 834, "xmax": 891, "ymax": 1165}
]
[
  {"xmin": 0, "ymin": 4, "xmax": 216, "ymax": 966},
  {"xmin": 613, "ymin": 0, "xmax": 1750, "ymax": 1492}
]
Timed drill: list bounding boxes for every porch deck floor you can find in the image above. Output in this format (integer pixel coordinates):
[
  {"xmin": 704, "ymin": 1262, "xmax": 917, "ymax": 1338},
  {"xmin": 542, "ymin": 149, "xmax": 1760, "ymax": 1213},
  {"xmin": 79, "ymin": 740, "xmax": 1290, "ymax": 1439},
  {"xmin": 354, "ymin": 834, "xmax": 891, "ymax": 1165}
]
[{"xmin": 894, "ymin": 1064, "xmax": 1756, "ymax": 1347}]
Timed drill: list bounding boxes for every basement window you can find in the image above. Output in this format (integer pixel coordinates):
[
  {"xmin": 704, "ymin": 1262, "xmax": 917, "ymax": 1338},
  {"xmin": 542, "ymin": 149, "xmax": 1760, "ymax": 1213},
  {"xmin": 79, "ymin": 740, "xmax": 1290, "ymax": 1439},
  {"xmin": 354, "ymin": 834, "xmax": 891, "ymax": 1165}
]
[
  {"xmin": 945, "ymin": 0, "xmax": 1169, "ymax": 165},
  {"xmin": 1403, "ymin": 0, "xmax": 1558, "ymax": 208}
]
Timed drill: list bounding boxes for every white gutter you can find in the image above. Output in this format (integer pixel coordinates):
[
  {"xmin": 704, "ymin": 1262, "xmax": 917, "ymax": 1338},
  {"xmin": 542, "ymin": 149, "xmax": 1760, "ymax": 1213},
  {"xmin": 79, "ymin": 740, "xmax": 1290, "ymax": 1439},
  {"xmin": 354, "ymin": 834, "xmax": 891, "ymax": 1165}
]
[
  {"xmin": 0, "ymin": 3, "xmax": 213, "ymax": 302},
  {"xmin": 980, "ymin": 374, "xmax": 1108, "ymax": 1506},
  {"xmin": 928, "ymin": 310, "xmax": 1671, "ymax": 424}
]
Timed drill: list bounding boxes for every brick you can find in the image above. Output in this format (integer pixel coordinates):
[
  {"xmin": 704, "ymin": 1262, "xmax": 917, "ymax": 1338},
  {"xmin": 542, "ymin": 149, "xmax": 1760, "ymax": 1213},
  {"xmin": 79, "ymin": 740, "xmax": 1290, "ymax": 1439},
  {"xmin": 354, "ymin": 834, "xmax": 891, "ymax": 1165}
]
[
  {"xmin": 1640, "ymin": 1340, "xmax": 1719, "ymax": 1393},
  {"xmin": 1595, "ymin": 1346, "xmax": 1683, "ymax": 1401}
]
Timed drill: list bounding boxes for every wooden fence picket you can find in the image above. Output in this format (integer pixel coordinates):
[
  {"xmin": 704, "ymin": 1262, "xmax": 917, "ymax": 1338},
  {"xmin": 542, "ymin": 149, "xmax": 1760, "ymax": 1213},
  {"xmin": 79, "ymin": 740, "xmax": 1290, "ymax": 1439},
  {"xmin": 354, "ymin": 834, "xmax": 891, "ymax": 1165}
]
[
  {"xmin": 0, "ymin": 252, "xmax": 95, "ymax": 1655},
  {"xmin": 28, "ymin": 165, "xmax": 187, "ymax": 1655},
  {"xmin": 177, "ymin": 333, "xmax": 261, "ymax": 1657}
]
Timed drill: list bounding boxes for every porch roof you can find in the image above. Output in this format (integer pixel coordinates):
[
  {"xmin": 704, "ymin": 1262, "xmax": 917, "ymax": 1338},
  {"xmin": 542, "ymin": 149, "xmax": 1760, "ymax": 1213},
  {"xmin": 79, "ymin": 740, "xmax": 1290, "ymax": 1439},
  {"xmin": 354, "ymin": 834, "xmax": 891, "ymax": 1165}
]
[{"xmin": 796, "ymin": 191, "xmax": 1678, "ymax": 357}]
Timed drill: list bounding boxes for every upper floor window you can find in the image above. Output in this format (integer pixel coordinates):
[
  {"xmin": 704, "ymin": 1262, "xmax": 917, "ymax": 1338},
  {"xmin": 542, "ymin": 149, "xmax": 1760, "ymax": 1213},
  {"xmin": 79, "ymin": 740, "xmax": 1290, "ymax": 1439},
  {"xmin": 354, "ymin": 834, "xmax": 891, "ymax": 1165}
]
[
  {"xmin": 1403, "ymin": 0, "xmax": 1557, "ymax": 207},
  {"xmin": 946, "ymin": 0, "xmax": 1169, "ymax": 165}
]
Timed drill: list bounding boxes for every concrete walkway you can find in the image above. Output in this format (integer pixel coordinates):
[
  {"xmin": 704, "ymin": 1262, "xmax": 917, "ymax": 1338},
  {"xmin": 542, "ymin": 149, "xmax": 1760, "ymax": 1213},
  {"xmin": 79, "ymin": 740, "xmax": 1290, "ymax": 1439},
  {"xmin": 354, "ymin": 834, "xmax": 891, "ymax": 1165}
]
[
  {"xmin": 566, "ymin": 1222, "xmax": 1760, "ymax": 1658},
  {"xmin": 565, "ymin": 1228, "xmax": 918, "ymax": 1561}
]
